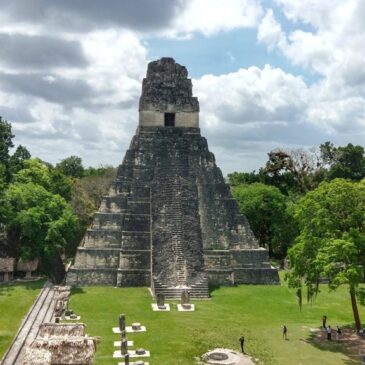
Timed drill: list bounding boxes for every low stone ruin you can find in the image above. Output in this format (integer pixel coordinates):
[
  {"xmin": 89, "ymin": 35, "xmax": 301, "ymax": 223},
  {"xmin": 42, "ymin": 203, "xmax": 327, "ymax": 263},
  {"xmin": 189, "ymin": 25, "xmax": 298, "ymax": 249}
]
[
  {"xmin": 0, "ymin": 257, "xmax": 39, "ymax": 282},
  {"xmin": 0, "ymin": 257, "xmax": 15, "ymax": 282},
  {"xmin": 16, "ymin": 258, "xmax": 38, "ymax": 279},
  {"xmin": 23, "ymin": 323, "xmax": 96, "ymax": 365}
]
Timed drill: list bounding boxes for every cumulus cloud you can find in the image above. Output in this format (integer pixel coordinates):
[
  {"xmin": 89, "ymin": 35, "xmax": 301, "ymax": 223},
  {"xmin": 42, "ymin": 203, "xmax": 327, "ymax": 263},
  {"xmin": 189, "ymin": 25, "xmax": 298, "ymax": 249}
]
[
  {"xmin": 0, "ymin": 0, "xmax": 363, "ymax": 174},
  {"xmin": 195, "ymin": 65, "xmax": 308, "ymax": 126},
  {"xmin": 256, "ymin": 0, "xmax": 365, "ymax": 140},
  {"xmin": 0, "ymin": 34, "xmax": 87, "ymax": 70},
  {"xmin": 0, "ymin": 0, "xmax": 187, "ymax": 32},
  {"xmin": 166, "ymin": 0, "xmax": 263, "ymax": 37},
  {"xmin": 0, "ymin": 72, "xmax": 97, "ymax": 105}
]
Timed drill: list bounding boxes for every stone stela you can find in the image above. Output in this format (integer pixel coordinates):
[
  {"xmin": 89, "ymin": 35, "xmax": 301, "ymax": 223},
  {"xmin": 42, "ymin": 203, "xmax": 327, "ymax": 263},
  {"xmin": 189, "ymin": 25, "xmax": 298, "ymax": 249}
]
[
  {"xmin": 119, "ymin": 314, "xmax": 126, "ymax": 332},
  {"xmin": 157, "ymin": 293, "xmax": 165, "ymax": 309},
  {"xmin": 66, "ymin": 57, "xmax": 279, "ymax": 298}
]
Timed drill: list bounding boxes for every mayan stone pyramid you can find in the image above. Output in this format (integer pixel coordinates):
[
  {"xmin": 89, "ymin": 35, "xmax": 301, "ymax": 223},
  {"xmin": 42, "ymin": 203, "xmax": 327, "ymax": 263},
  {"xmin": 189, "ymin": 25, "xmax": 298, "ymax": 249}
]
[{"xmin": 66, "ymin": 58, "xmax": 279, "ymax": 298}]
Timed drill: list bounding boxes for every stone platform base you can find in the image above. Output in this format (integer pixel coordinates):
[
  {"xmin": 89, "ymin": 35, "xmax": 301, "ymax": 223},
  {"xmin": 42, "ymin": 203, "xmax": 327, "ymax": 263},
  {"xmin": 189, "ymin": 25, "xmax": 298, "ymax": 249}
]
[
  {"xmin": 113, "ymin": 350, "xmax": 150, "ymax": 358},
  {"xmin": 151, "ymin": 303, "xmax": 170, "ymax": 311},
  {"xmin": 177, "ymin": 304, "xmax": 195, "ymax": 311},
  {"xmin": 112, "ymin": 326, "xmax": 146, "ymax": 333}
]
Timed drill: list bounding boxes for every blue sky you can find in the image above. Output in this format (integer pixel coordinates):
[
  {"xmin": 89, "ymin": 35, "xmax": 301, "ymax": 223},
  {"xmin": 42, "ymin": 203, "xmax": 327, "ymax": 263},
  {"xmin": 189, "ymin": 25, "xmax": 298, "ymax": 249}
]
[
  {"xmin": 0, "ymin": 0, "xmax": 364, "ymax": 174},
  {"xmin": 147, "ymin": 29, "xmax": 318, "ymax": 85}
]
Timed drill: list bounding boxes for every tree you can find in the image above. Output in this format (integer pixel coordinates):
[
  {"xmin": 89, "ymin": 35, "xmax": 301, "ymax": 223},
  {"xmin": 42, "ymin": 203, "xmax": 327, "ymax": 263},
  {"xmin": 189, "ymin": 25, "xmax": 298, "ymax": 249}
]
[
  {"xmin": 286, "ymin": 179, "xmax": 365, "ymax": 330},
  {"xmin": 320, "ymin": 142, "xmax": 365, "ymax": 181},
  {"xmin": 264, "ymin": 148, "xmax": 322, "ymax": 193},
  {"xmin": 8, "ymin": 145, "xmax": 31, "ymax": 177},
  {"xmin": 2, "ymin": 182, "xmax": 79, "ymax": 280},
  {"xmin": 49, "ymin": 169, "xmax": 72, "ymax": 201},
  {"xmin": 231, "ymin": 183, "xmax": 297, "ymax": 258},
  {"xmin": 0, "ymin": 116, "xmax": 14, "ymax": 165},
  {"xmin": 69, "ymin": 167, "xmax": 116, "ymax": 255},
  {"xmin": 14, "ymin": 158, "xmax": 51, "ymax": 189},
  {"xmin": 56, "ymin": 156, "xmax": 84, "ymax": 178}
]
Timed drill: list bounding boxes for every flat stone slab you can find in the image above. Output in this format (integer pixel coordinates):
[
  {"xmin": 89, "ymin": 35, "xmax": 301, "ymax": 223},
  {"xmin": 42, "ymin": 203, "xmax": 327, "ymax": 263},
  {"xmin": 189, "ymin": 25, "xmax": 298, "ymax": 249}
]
[
  {"xmin": 113, "ymin": 350, "xmax": 150, "ymax": 358},
  {"xmin": 177, "ymin": 304, "xmax": 195, "ymax": 312},
  {"xmin": 112, "ymin": 326, "xmax": 147, "ymax": 333},
  {"xmin": 114, "ymin": 341, "xmax": 134, "ymax": 347},
  {"xmin": 151, "ymin": 303, "xmax": 171, "ymax": 311},
  {"xmin": 202, "ymin": 349, "xmax": 255, "ymax": 365},
  {"xmin": 63, "ymin": 315, "xmax": 81, "ymax": 321}
]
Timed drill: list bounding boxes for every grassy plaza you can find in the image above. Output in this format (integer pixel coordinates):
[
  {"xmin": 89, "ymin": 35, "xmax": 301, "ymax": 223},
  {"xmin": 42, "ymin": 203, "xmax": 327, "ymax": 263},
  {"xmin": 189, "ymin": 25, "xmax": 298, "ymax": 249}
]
[
  {"xmin": 0, "ymin": 279, "xmax": 44, "ymax": 358},
  {"xmin": 66, "ymin": 278, "xmax": 365, "ymax": 365}
]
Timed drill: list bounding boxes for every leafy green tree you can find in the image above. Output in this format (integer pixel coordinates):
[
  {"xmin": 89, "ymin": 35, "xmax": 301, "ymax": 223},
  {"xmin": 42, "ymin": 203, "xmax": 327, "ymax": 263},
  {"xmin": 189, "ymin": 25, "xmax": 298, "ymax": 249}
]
[
  {"xmin": 49, "ymin": 169, "xmax": 72, "ymax": 201},
  {"xmin": 8, "ymin": 145, "xmax": 31, "ymax": 177},
  {"xmin": 0, "ymin": 116, "xmax": 14, "ymax": 165},
  {"xmin": 2, "ymin": 182, "xmax": 79, "ymax": 280},
  {"xmin": 287, "ymin": 179, "xmax": 365, "ymax": 330},
  {"xmin": 14, "ymin": 158, "xmax": 51, "ymax": 189},
  {"xmin": 56, "ymin": 156, "xmax": 84, "ymax": 178},
  {"xmin": 232, "ymin": 183, "xmax": 297, "ymax": 258},
  {"xmin": 0, "ymin": 163, "xmax": 5, "ymax": 193},
  {"xmin": 13, "ymin": 158, "xmax": 72, "ymax": 201},
  {"xmin": 320, "ymin": 142, "xmax": 365, "ymax": 181},
  {"xmin": 69, "ymin": 167, "xmax": 116, "ymax": 255}
]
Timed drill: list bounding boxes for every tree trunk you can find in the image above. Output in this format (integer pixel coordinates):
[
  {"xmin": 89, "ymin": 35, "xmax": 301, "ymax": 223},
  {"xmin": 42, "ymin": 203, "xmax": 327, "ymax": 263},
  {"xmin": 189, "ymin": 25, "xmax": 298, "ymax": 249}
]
[{"xmin": 350, "ymin": 285, "xmax": 362, "ymax": 331}]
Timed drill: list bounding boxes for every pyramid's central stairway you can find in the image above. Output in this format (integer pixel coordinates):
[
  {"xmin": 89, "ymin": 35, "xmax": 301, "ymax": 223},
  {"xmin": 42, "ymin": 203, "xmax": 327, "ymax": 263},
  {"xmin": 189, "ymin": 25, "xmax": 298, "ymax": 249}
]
[{"xmin": 67, "ymin": 58, "xmax": 279, "ymax": 297}]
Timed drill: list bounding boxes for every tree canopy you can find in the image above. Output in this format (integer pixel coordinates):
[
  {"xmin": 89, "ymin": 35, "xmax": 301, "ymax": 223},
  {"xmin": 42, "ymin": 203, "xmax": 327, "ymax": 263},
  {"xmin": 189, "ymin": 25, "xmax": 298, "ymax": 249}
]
[
  {"xmin": 232, "ymin": 183, "xmax": 297, "ymax": 258},
  {"xmin": 286, "ymin": 179, "xmax": 365, "ymax": 330},
  {"xmin": 56, "ymin": 155, "xmax": 84, "ymax": 178}
]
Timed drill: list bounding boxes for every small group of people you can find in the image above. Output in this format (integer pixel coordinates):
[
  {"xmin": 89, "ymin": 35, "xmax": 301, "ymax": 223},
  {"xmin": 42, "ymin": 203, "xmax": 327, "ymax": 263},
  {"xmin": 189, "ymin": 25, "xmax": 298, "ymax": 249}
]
[
  {"xmin": 239, "ymin": 315, "xmax": 344, "ymax": 353},
  {"xmin": 322, "ymin": 315, "xmax": 341, "ymax": 340}
]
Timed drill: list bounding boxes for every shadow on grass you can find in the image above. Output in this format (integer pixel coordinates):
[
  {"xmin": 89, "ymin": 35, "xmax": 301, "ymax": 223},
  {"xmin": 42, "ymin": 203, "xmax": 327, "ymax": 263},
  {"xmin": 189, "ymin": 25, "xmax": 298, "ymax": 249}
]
[
  {"xmin": 71, "ymin": 286, "xmax": 86, "ymax": 295},
  {"xmin": 0, "ymin": 278, "xmax": 45, "ymax": 296},
  {"xmin": 303, "ymin": 325, "xmax": 364, "ymax": 365},
  {"xmin": 209, "ymin": 283, "xmax": 243, "ymax": 295},
  {"xmin": 209, "ymin": 284, "xmax": 222, "ymax": 295}
]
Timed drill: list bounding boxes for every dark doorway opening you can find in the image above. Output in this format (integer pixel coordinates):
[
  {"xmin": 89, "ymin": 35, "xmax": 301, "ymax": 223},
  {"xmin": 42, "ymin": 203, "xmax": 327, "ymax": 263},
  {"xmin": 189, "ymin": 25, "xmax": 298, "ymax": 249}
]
[{"xmin": 164, "ymin": 113, "xmax": 175, "ymax": 127}]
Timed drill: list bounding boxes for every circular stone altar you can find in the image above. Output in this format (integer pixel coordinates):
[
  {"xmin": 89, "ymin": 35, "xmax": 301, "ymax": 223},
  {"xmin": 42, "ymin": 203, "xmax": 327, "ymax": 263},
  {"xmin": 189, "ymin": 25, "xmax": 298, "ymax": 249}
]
[{"xmin": 202, "ymin": 349, "xmax": 255, "ymax": 365}]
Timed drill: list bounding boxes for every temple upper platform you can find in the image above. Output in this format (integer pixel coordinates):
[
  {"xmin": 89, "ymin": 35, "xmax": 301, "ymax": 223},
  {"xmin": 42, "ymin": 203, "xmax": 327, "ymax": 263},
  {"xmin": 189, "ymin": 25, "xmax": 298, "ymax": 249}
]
[{"xmin": 139, "ymin": 57, "xmax": 199, "ymax": 128}]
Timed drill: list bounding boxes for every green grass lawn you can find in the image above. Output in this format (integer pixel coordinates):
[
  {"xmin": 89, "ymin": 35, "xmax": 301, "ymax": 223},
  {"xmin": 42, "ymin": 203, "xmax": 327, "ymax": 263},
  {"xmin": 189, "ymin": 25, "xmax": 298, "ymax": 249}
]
[
  {"xmin": 68, "ymin": 277, "xmax": 365, "ymax": 365},
  {"xmin": 0, "ymin": 279, "xmax": 45, "ymax": 359}
]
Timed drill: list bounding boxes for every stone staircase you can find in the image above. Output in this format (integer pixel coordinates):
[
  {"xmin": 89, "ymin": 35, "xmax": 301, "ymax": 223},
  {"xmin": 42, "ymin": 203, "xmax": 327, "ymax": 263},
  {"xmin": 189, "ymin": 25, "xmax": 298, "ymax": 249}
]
[
  {"xmin": 150, "ymin": 137, "xmax": 209, "ymax": 298},
  {"xmin": 152, "ymin": 274, "xmax": 209, "ymax": 299}
]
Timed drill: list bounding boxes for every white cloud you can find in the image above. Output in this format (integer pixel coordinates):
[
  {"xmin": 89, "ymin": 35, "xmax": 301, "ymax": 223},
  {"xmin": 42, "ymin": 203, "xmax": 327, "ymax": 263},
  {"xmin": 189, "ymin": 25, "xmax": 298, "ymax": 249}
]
[
  {"xmin": 165, "ymin": 0, "xmax": 263, "ymax": 37},
  {"xmin": 0, "ymin": 0, "xmax": 364, "ymax": 174},
  {"xmin": 257, "ymin": 9, "xmax": 286, "ymax": 51},
  {"xmin": 195, "ymin": 65, "xmax": 308, "ymax": 127},
  {"xmin": 256, "ymin": 0, "xmax": 365, "ymax": 142}
]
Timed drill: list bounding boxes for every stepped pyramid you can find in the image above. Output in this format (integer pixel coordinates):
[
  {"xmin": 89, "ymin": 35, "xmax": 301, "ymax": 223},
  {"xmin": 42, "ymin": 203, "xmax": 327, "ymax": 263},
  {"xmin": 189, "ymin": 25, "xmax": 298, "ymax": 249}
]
[{"xmin": 66, "ymin": 58, "xmax": 279, "ymax": 297}]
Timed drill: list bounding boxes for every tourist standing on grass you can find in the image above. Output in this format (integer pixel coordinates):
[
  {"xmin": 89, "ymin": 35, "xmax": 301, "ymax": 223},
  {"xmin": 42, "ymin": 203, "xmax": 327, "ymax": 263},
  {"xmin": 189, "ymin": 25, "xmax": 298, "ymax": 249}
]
[
  {"xmin": 239, "ymin": 336, "xmax": 245, "ymax": 353},
  {"xmin": 282, "ymin": 324, "xmax": 287, "ymax": 339},
  {"xmin": 327, "ymin": 325, "xmax": 332, "ymax": 340},
  {"xmin": 322, "ymin": 315, "xmax": 327, "ymax": 329}
]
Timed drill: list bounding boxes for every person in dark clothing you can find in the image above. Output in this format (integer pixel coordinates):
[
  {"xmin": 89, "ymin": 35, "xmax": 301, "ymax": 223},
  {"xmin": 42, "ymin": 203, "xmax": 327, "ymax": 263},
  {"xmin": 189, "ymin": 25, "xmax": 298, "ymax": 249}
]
[
  {"xmin": 282, "ymin": 324, "xmax": 288, "ymax": 339},
  {"xmin": 322, "ymin": 315, "xmax": 327, "ymax": 329},
  {"xmin": 239, "ymin": 336, "xmax": 245, "ymax": 353}
]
